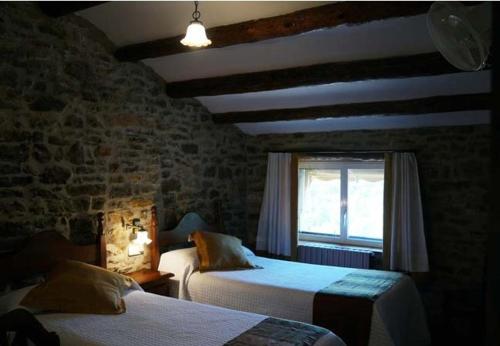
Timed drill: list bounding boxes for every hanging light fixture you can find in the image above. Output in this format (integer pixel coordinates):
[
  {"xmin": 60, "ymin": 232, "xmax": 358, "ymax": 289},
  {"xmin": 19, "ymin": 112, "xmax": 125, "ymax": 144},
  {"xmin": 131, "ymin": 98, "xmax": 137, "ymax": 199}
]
[{"xmin": 181, "ymin": 1, "xmax": 212, "ymax": 48}]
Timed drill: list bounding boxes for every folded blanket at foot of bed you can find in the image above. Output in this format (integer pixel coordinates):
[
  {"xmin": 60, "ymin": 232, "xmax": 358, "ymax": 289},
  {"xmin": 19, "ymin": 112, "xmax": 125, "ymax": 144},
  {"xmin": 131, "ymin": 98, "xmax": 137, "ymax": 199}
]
[
  {"xmin": 225, "ymin": 317, "xmax": 330, "ymax": 346},
  {"xmin": 313, "ymin": 269, "xmax": 403, "ymax": 346}
]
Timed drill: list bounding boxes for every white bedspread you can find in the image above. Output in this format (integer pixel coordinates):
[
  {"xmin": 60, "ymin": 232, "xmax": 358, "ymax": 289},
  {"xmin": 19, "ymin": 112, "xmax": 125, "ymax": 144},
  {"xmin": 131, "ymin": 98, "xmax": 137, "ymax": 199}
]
[
  {"xmin": 37, "ymin": 290, "xmax": 343, "ymax": 346},
  {"xmin": 161, "ymin": 255, "xmax": 430, "ymax": 346}
]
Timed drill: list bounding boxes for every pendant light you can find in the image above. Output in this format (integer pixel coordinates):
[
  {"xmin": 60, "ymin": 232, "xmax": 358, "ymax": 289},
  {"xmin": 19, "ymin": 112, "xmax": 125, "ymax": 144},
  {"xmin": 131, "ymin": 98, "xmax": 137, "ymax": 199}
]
[{"xmin": 180, "ymin": 1, "xmax": 212, "ymax": 47}]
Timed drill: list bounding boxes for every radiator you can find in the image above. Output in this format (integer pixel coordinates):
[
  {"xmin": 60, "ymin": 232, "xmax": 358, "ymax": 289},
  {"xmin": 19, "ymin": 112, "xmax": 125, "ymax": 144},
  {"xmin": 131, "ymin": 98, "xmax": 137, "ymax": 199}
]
[{"xmin": 297, "ymin": 242, "xmax": 372, "ymax": 269}]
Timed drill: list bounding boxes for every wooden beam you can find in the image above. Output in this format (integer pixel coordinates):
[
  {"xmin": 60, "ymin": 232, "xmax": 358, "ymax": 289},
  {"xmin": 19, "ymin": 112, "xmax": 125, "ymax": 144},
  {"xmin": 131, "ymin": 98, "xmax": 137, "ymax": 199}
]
[
  {"xmin": 212, "ymin": 93, "xmax": 491, "ymax": 124},
  {"xmin": 115, "ymin": 2, "xmax": 431, "ymax": 61},
  {"xmin": 39, "ymin": 2, "xmax": 107, "ymax": 17},
  {"xmin": 165, "ymin": 53, "xmax": 459, "ymax": 98}
]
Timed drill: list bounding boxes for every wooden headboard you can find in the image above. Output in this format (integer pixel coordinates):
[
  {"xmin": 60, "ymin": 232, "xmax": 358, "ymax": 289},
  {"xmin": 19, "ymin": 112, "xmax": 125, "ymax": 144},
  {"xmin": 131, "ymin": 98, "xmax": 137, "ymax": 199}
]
[
  {"xmin": 0, "ymin": 213, "xmax": 106, "ymax": 284},
  {"xmin": 157, "ymin": 212, "xmax": 212, "ymax": 248},
  {"xmin": 149, "ymin": 207, "xmax": 213, "ymax": 268}
]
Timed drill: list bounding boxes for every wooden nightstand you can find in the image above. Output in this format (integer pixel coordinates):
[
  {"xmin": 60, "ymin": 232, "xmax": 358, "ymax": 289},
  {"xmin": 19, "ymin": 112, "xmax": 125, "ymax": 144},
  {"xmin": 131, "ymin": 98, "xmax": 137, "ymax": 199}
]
[{"xmin": 127, "ymin": 269, "xmax": 174, "ymax": 296}]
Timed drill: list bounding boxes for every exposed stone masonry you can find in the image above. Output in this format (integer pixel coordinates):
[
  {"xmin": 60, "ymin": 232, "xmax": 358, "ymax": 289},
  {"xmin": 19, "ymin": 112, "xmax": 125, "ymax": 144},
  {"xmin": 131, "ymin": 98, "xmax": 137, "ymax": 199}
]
[
  {"xmin": 0, "ymin": 3, "xmax": 492, "ymax": 344},
  {"xmin": 0, "ymin": 3, "xmax": 247, "ymax": 273},
  {"xmin": 245, "ymin": 125, "xmax": 491, "ymax": 344}
]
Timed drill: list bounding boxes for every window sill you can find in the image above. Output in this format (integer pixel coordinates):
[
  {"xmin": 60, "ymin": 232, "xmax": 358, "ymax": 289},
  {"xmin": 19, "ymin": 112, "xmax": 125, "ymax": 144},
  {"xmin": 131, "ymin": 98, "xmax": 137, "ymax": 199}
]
[{"xmin": 298, "ymin": 240, "xmax": 382, "ymax": 254}]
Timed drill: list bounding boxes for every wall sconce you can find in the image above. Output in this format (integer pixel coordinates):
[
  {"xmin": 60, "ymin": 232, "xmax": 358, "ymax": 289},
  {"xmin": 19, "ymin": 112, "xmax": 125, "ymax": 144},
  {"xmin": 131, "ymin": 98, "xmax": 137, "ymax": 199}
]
[
  {"xmin": 128, "ymin": 218, "xmax": 152, "ymax": 257},
  {"xmin": 133, "ymin": 228, "xmax": 152, "ymax": 246}
]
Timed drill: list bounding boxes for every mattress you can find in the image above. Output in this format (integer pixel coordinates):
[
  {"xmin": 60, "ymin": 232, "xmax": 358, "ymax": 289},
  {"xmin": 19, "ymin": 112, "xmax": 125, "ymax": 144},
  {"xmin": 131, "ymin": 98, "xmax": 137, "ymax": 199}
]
[
  {"xmin": 36, "ymin": 290, "xmax": 343, "ymax": 346},
  {"xmin": 159, "ymin": 251, "xmax": 431, "ymax": 346}
]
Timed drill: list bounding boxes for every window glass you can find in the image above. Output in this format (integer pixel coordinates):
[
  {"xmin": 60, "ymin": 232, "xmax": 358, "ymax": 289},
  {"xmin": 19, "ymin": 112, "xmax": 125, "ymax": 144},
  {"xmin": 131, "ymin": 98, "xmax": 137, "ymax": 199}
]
[
  {"xmin": 298, "ymin": 169, "xmax": 341, "ymax": 236},
  {"xmin": 347, "ymin": 169, "xmax": 384, "ymax": 240},
  {"xmin": 297, "ymin": 159, "xmax": 384, "ymax": 247}
]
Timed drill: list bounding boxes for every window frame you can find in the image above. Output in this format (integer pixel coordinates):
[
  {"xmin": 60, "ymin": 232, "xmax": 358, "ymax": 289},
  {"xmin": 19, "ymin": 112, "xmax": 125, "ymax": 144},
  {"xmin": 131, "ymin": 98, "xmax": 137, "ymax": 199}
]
[{"xmin": 297, "ymin": 160, "xmax": 384, "ymax": 249}]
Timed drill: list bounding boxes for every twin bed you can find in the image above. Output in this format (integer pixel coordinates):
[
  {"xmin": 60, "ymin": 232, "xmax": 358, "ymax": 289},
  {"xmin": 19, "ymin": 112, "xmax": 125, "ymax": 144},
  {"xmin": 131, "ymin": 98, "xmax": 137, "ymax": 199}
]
[
  {"xmin": 156, "ymin": 212, "xmax": 431, "ymax": 346},
  {"xmin": 0, "ymin": 223, "xmax": 343, "ymax": 346},
  {"xmin": 35, "ymin": 291, "xmax": 341, "ymax": 346},
  {"xmin": 0, "ymin": 209, "xmax": 430, "ymax": 346}
]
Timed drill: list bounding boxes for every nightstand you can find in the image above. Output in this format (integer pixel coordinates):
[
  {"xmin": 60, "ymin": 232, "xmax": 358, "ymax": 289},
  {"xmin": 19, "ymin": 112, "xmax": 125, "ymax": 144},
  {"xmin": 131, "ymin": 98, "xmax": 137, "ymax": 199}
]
[{"xmin": 127, "ymin": 269, "xmax": 174, "ymax": 296}]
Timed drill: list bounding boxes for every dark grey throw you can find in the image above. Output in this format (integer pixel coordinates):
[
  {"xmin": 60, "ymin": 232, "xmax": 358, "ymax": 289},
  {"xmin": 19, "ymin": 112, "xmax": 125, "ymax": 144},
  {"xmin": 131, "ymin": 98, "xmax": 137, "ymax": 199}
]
[
  {"xmin": 319, "ymin": 269, "xmax": 403, "ymax": 300},
  {"xmin": 224, "ymin": 317, "xmax": 330, "ymax": 346}
]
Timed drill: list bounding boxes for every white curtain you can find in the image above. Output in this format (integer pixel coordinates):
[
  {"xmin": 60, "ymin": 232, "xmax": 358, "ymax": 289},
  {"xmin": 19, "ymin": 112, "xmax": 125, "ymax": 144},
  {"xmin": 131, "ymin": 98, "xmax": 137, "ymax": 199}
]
[
  {"xmin": 256, "ymin": 153, "xmax": 292, "ymax": 256},
  {"xmin": 384, "ymin": 152, "xmax": 429, "ymax": 272}
]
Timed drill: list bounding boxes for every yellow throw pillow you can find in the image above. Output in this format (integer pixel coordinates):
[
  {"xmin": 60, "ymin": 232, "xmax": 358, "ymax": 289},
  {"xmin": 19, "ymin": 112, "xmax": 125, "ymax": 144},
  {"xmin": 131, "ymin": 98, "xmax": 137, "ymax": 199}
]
[
  {"xmin": 21, "ymin": 260, "xmax": 134, "ymax": 314},
  {"xmin": 190, "ymin": 231, "xmax": 256, "ymax": 272}
]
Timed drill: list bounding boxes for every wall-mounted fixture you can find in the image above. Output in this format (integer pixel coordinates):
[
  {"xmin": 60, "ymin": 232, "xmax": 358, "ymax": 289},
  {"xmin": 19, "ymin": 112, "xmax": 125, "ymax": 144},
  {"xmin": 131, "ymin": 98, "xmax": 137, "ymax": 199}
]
[
  {"xmin": 127, "ymin": 218, "xmax": 152, "ymax": 257},
  {"xmin": 427, "ymin": 2, "xmax": 491, "ymax": 71},
  {"xmin": 133, "ymin": 228, "xmax": 152, "ymax": 246},
  {"xmin": 180, "ymin": 1, "xmax": 212, "ymax": 47}
]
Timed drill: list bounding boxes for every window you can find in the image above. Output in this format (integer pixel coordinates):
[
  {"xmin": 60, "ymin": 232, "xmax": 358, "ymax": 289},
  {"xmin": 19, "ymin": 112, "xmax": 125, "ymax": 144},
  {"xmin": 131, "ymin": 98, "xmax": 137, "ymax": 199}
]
[{"xmin": 298, "ymin": 159, "xmax": 384, "ymax": 248}]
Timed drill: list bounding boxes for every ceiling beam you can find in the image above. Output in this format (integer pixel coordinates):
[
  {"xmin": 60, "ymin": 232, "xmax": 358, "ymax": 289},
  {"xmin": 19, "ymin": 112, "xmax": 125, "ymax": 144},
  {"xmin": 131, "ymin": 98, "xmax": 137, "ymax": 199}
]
[
  {"xmin": 38, "ymin": 2, "xmax": 107, "ymax": 17},
  {"xmin": 165, "ymin": 53, "xmax": 459, "ymax": 98},
  {"xmin": 115, "ymin": 2, "xmax": 431, "ymax": 62},
  {"xmin": 212, "ymin": 93, "xmax": 491, "ymax": 124}
]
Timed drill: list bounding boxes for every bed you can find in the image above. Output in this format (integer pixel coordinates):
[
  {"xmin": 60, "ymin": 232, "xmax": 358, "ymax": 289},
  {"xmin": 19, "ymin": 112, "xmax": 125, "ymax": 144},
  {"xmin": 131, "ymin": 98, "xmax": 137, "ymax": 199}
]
[
  {"xmin": 0, "ymin": 217, "xmax": 344, "ymax": 346},
  {"xmin": 157, "ymin": 212, "xmax": 431, "ymax": 346},
  {"xmin": 2, "ymin": 288, "xmax": 342, "ymax": 346}
]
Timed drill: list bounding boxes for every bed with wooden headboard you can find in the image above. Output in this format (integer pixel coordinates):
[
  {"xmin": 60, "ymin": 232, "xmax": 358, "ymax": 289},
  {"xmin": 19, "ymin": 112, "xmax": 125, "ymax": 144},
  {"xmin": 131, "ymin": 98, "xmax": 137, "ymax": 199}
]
[
  {"xmin": 0, "ymin": 210, "xmax": 342, "ymax": 346},
  {"xmin": 156, "ymin": 210, "xmax": 430, "ymax": 346},
  {"xmin": 150, "ymin": 206, "xmax": 216, "ymax": 269}
]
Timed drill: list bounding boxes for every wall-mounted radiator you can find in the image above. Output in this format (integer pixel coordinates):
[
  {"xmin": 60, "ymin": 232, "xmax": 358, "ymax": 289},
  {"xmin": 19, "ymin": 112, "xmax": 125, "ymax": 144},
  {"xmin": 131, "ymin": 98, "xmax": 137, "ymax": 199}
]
[{"xmin": 297, "ymin": 242, "xmax": 373, "ymax": 269}]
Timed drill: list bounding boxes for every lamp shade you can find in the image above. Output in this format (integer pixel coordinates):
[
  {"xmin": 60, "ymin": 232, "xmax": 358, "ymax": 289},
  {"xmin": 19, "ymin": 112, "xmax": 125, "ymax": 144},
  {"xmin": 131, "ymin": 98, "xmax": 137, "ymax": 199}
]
[
  {"xmin": 181, "ymin": 21, "xmax": 212, "ymax": 47},
  {"xmin": 133, "ymin": 229, "xmax": 152, "ymax": 246}
]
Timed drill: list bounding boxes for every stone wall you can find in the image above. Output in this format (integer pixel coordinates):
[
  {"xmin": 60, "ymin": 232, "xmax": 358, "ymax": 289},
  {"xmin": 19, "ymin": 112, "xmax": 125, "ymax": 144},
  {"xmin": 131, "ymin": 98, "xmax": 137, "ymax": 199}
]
[
  {"xmin": 245, "ymin": 125, "xmax": 491, "ymax": 343},
  {"xmin": 0, "ymin": 3, "xmax": 247, "ymax": 273},
  {"xmin": 0, "ymin": 2, "xmax": 492, "ymax": 343}
]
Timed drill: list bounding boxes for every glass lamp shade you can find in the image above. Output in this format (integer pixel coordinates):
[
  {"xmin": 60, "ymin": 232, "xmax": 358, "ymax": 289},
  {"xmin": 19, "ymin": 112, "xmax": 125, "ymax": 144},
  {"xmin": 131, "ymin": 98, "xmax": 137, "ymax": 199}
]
[
  {"xmin": 180, "ymin": 21, "xmax": 212, "ymax": 47},
  {"xmin": 133, "ymin": 230, "xmax": 152, "ymax": 246}
]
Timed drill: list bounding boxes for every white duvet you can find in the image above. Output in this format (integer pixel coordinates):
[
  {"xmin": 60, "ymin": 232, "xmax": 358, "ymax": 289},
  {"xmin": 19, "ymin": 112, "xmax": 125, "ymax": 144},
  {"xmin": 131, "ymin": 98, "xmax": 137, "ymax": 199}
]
[
  {"xmin": 159, "ymin": 248, "xmax": 431, "ymax": 346},
  {"xmin": 1, "ymin": 288, "xmax": 343, "ymax": 346}
]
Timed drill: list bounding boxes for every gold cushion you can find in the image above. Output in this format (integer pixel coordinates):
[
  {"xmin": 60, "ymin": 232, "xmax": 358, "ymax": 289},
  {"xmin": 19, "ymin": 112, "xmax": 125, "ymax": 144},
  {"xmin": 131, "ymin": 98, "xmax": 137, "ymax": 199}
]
[
  {"xmin": 21, "ymin": 260, "xmax": 134, "ymax": 314},
  {"xmin": 190, "ymin": 231, "xmax": 255, "ymax": 272}
]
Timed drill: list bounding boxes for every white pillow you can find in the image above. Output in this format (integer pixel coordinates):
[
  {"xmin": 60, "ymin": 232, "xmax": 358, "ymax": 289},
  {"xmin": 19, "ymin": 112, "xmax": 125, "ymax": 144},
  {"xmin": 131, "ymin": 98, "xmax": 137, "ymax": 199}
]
[
  {"xmin": 158, "ymin": 245, "xmax": 256, "ymax": 281},
  {"xmin": 242, "ymin": 246, "xmax": 255, "ymax": 257},
  {"xmin": 158, "ymin": 247, "xmax": 199, "ymax": 281},
  {"xmin": 0, "ymin": 285, "xmax": 39, "ymax": 315}
]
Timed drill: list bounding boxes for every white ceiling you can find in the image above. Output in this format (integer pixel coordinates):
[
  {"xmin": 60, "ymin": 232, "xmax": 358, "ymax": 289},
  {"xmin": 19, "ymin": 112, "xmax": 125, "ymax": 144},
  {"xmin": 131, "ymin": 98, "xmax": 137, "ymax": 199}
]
[{"xmin": 78, "ymin": 2, "xmax": 491, "ymax": 135}]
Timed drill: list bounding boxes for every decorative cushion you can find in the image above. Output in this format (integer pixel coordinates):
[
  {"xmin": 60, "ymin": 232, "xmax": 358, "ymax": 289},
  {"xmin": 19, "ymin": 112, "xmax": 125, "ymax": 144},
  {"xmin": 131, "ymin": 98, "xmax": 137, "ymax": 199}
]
[
  {"xmin": 190, "ymin": 231, "xmax": 256, "ymax": 272},
  {"xmin": 21, "ymin": 260, "xmax": 134, "ymax": 314}
]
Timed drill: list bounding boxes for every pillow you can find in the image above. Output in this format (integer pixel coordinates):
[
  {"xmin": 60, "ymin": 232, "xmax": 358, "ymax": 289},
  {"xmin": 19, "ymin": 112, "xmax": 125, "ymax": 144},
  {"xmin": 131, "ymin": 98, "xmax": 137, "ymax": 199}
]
[
  {"xmin": 158, "ymin": 247, "xmax": 199, "ymax": 280},
  {"xmin": 242, "ymin": 246, "xmax": 255, "ymax": 257},
  {"xmin": 21, "ymin": 260, "xmax": 135, "ymax": 314},
  {"xmin": 0, "ymin": 285, "xmax": 39, "ymax": 315},
  {"xmin": 190, "ymin": 231, "xmax": 256, "ymax": 272}
]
